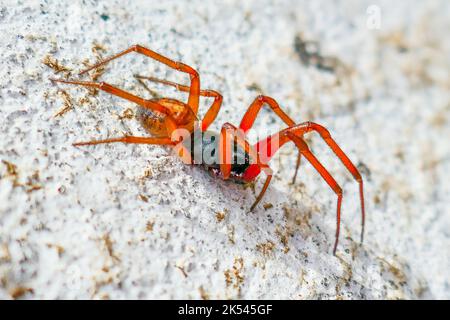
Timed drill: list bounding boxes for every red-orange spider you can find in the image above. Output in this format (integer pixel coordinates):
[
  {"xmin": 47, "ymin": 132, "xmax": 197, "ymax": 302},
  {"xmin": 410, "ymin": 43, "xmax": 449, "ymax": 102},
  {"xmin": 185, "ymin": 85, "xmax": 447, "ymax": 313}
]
[{"xmin": 50, "ymin": 45, "xmax": 365, "ymax": 255}]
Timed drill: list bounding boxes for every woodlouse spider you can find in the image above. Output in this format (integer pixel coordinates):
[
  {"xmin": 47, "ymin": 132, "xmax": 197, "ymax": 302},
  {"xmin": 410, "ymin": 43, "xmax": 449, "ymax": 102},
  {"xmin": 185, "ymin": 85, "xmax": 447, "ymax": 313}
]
[{"xmin": 49, "ymin": 44, "xmax": 365, "ymax": 255}]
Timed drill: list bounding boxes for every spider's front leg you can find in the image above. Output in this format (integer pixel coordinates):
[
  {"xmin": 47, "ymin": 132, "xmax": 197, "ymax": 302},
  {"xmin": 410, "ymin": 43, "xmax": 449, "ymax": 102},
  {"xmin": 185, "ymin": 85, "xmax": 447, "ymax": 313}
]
[
  {"xmin": 218, "ymin": 122, "xmax": 273, "ymax": 211},
  {"xmin": 239, "ymin": 95, "xmax": 302, "ymax": 184}
]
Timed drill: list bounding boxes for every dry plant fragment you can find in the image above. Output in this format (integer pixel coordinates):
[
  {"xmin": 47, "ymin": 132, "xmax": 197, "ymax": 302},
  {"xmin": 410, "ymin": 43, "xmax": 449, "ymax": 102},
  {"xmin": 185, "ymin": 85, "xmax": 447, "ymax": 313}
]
[
  {"xmin": 1, "ymin": 160, "xmax": 19, "ymax": 187},
  {"xmin": 53, "ymin": 89, "xmax": 73, "ymax": 117},
  {"xmin": 10, "ymin": 287, "xmax": 34, "ymax": 299},
  {"xmin": 82, "ymin": 42, "xmax": 108, "ymax": 82},
  {"xmin": 224, "ymin": 257, "xmax": 245, "ymax": 296},
  {"xmin": 294, "ymin": 35, "xmax": 342, "ymax": 73},
  {"xmin": 263, "ymin": 203, "xmax": 273, "ymax": 210},
  {"xmin": 199, "ymin": 286, "xmax": 210, "ymax": 300},
  {"xmin": 275, "ymin": 226, "xmax": 291, "ymax": 253},
  {"xmin": 1, "ymin": 161, "xmax": 42, "ymax": 192},
  {"xmin": 215, "ymin": 210, "xmax": 227, "ymax": 222},
  {"xmin": 227, "ymin": 225, "xmax": 235, "ymax": 244},
  {"xmin": 102, "ymin": 234, "xmax": 120, "ymax": 263},
  {"xmin": 42, "ymin": 54, "xmax": 72, "ymax": 75},
  {"xmin": 46, "ymin": 243, "xmax": 65, "ymax": 256},
  {"xmin": 145, "ymin": 220, "xmax": 154, "ymax": 232},
  {"xmin": 256, "ymin": 240, "xmax": 276, "ymax": 256},
  {"xmin": 378, "ymin": 257, "xmax": 407, "ymax": 285},
  {"xmin": 139, "ymin": 194, "xmax": 149, "ymax": 202},
  {"xmin": 118, "ymin": 108, "xmax": 134, "ymax": 120},
  {"xmin": 175, "ymin": 263, "xmax": 188, "ymax": 278}
]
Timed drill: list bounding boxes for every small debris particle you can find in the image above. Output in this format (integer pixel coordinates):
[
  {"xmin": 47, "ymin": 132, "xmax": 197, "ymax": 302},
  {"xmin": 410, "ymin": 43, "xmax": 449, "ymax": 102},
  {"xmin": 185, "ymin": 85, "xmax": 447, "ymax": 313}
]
[
  {"xmin": 294, "ymin": 35, "xmax": 337, "ymax": 73},
  {"xmin": 2, "ymin": 160, "xmax": 18, "ymax": 176},
  {"xmin": 102, "ymin": 234, "xmax": 120, "ymax": 263},
  {"xmin": 1, "ymin": 162, "xmax": 43, "ymax": 191},
  {"xmin": 0, "ymin": 244, "xmax": 11, "ymax": 263},
  {"xmin": 139, "ymin": 194, "xmax": 149, "ymax": 202},
  {"xmin": 53, "ymin": 89, "xmax": 73, "ymax": 117},
  {"xmin": 199, "ymin": 286, "xmax": 210, "ymax": 300},
  {"xmin": 78, "ymin": 96, "xmax": 92, "ymax": 106},
  {"xmin": 275, "ymin": 227, "xmax": 290, "ymax": 253},
  {"xmin": 42, "ymin": 54, "xmax": 72, "ymax": 75},
  {"xmin": 378, "ymin": 257, "xmax": 407, "ymax": 285},
  {"xmin": 175, "ymin": 264, "xmax": 188, "ymax": 278},
  {"xmin": 58, "ymin": 185, "xmax": 66, "ymax": 194},
  {"xmin": 299, "ymin": 269, "xmax": 307, "ymax": 286},
  {"xmin": 243, "ymin": 181, "xmax": 256, "ymax": 193},
  {"xmin": 224, "ymin": 257, "xmax": 245, "ymax": 296},
  {"xmin": 24, "ymin": 170, "xmax": 42, "ymax": 193},
  {"xmin": 285, "ymin": 205, "xmax": 312, "ymax": 229},
  {"xmin": 336, "ymin": 255, "xmax": 353, "ymax": 294},
  {"xmin": 80, "ymin": 42, "xmax": 108, "ymax": 93},
  {"xmin": 357, "ymin": 162, "xmax": 371, "ymax": 181},
  {"xmin": 100, "ymin": 14, "xmax": 109, "ymax": 21},
  {"xmin": 215, "ymin": 211, "xmax": 226, "ymax": 222},
  {"xmin": 46, "ymin": 243, "xmax": 65, "ymax": 256},
  {"xmin": 92, "ymin": 41, "xmax": 107, "ymax": 53},
  {"xmin": 256, "ymin": 240, "xmax": 276, "ymax": 256},
  {"xmin": 26, "ymin": 185, "xmax": 42, "ymax": 193},
  {"xmin": 119, "ymin": 108, "xmax": 134, "ymax": 120},
  {"xmin": 263, "ymin": 203, "xmax": 273, "ymax": 210},
  {"xmin": 1, "ymin": 160, "xmax": 19, "ymax": 186},
  {"xmin": 143, "ymin": 168, "xmax": 153, "ymax": 179},
  {"xmin": 246, "ymin": 82, "xmax": 263, "ymax": 93},
  {"xmin": 10, "ymin": 287, "xmax": 34, "ymax": 299},
  {"xmin": 374, "ymin": 194, "xmax": 381, "ymax": 204},
  {"xmin": 227, "ymin": 225, "xmax": 235, "ymax": 244},
  {"xmin": 146, "ymin": 220, "xmax": 154, "ymax": 232}
]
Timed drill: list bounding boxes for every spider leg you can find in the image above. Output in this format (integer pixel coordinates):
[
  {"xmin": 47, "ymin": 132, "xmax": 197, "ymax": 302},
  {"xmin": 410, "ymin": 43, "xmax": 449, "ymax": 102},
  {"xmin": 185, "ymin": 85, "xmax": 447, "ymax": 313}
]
[
  {"xmin": 135, "ymin": 75, "xmax": 223, "ymax": 132},
  {"xmin": 254, "ymin": 121, "xmax": 365, "ymax": 253},
  {"xmin": 78, "ymin": 45, "xmax": 200, "ymax": 114},
  {"xmin": 287, "ymin": 122, "xmax": 365, "ymax": 244},
  {"xmin": 74, "ymin": 134, "xmax": 192, "ymax": 164},
  {"xmin": 239, "ymin": 95, "xmax": 302, "ymax": 184},
  {"xmin": 49, "ymin": 78, "xmax": 182, "ymax": 137},
  {"xmin": 50, "ymin": 78, "xmax": 169, "ymax": 115},
  {"xmin": 73, "ymin": 136, "xmax": 173, "ymax": 146},
  {"xmin": 218, "ymin": 122, "xmax": 273, "ymax": 211},
  {"xmin": 285, "ymin": 132, "xmax": 343, "ymax": 255}
]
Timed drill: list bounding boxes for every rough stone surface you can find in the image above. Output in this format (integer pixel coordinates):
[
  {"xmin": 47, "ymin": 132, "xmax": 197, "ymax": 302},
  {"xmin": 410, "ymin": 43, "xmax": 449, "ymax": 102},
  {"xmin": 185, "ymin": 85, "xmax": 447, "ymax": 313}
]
[{"xmin": 0, "ymin": 0, "xmax": 449, "ymax": 299}]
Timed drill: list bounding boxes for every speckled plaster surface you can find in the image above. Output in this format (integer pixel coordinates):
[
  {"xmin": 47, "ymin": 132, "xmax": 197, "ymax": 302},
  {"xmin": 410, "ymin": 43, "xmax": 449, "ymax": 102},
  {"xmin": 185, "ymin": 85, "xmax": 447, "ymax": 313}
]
[{"xmin": 0, "ymin": 0, "xmax": 449, "ymax": 299}]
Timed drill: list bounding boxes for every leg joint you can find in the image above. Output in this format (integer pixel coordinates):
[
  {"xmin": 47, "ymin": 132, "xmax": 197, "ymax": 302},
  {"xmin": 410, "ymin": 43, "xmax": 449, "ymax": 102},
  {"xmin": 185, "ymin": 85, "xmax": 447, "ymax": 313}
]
[
  {"xmin": 131, "ymin": 44, "xmax": 143, "ymax": 52},
  {"xmin": 175, "ymin": 61, "xmax": 199, "ymax": 77},
  {"xmin": 308, "ymin": 121, "xmax": 331, "ymax": 138}
]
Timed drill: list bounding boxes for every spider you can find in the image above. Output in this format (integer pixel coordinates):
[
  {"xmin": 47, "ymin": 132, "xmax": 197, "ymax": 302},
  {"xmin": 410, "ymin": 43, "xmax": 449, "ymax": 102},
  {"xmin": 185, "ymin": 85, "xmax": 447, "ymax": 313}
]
[{"xmin": 49, "ymin": 44, "xmax": 365, "ymax": 255}]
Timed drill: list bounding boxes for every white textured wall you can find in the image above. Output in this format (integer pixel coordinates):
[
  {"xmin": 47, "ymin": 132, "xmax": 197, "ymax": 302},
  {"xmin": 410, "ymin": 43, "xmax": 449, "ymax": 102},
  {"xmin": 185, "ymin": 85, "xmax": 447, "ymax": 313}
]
[{"xmin": 0, "ymin": 0, "xmax": 449, "ymax": 299}]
